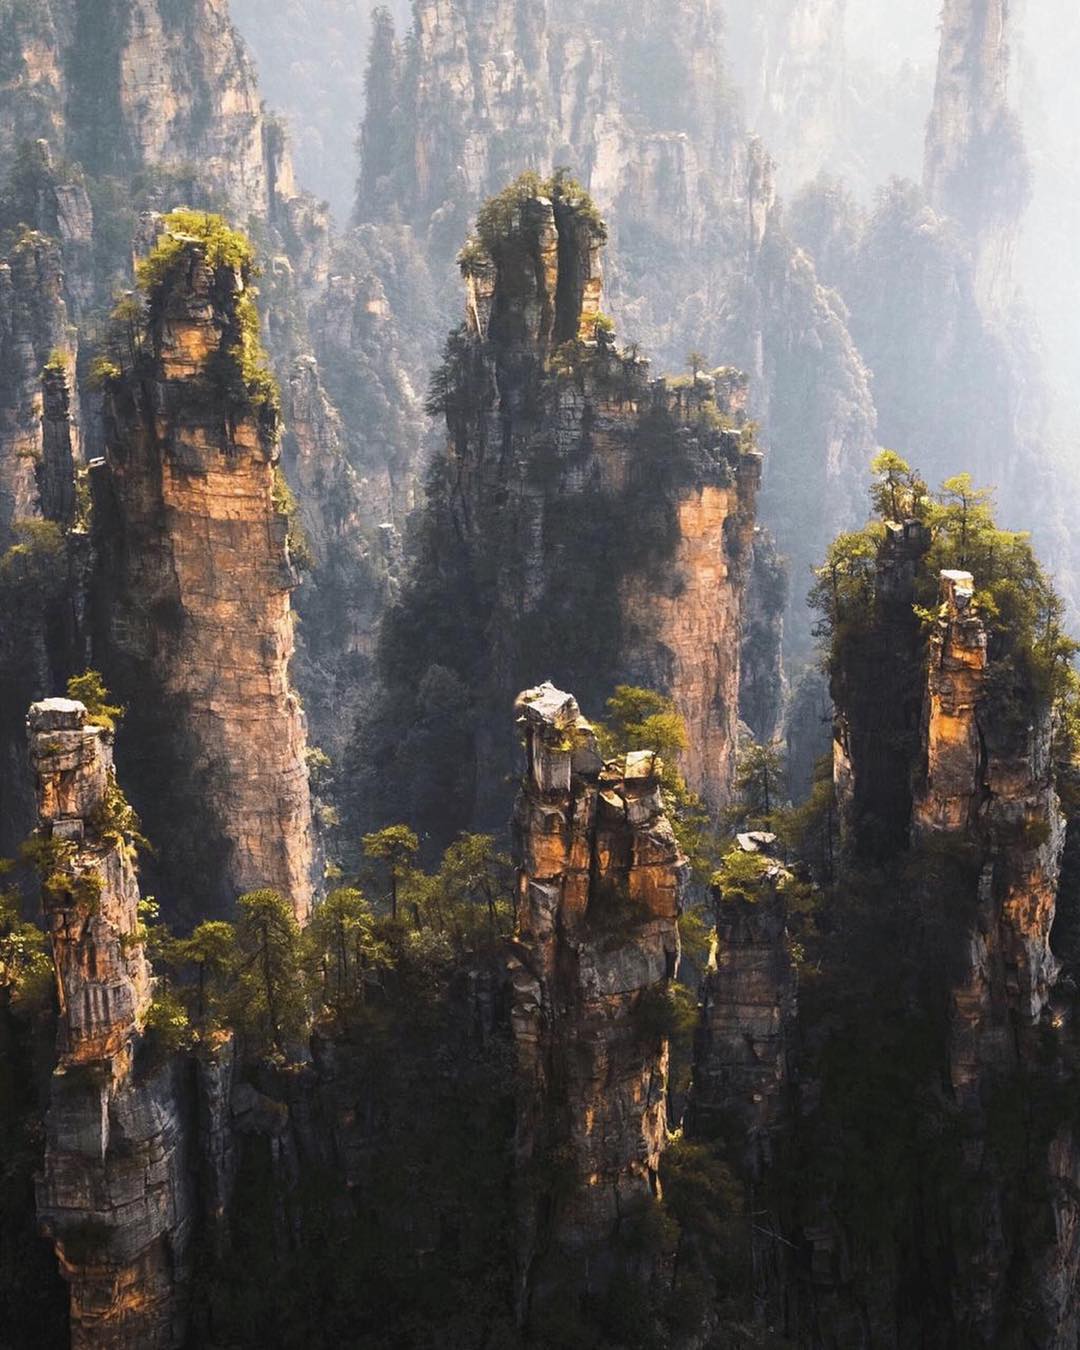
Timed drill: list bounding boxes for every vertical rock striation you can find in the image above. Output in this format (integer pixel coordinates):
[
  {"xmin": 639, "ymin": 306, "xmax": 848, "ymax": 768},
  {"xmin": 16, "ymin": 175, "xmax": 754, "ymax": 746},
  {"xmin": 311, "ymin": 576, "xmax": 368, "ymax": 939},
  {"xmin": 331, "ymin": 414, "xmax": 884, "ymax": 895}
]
[
  {"xmin": 510, "ymin": 683, "xmax": 684, "ymax": 1319},
  {"xmin": 724, "ymin": 0, "xmax": 849, "ymax": 191},
  {"xmin": 690, "ymin": 836, "xmax": 796, "ymax": 1168},
  {"xmin": 92, "ymin": 225, "xmax": 315, "ymax": 922},
  {"xmin": 30, "ymin": 698, "xmax": 193, "ymax": 1350},
  {"xmin": 688, "ymin": 831, "xmax": 797, "ymax": 1316}
]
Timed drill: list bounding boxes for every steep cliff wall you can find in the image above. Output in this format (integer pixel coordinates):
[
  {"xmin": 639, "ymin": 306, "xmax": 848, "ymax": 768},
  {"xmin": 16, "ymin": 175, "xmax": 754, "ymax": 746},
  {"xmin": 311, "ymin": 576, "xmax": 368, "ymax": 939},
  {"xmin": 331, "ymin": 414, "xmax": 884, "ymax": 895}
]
[
  {"xmin": 92, "ymin": 222, "xmax": 315, "ymax": 922},
  {"xmin": 511, "ymin": 683, "xmax": 683, "ymax": 1321},
  {"xmin": 688, "ymin": 832, "xmax": 797, "ymax": 1318},
  {"xmin": 365, "ymin": 179, "xmax": 761, "ymax": 839},
  {"xmin": 0, "ymin": 227, "xmax": 78, "ymax": 546},
  {"xmin": 0, "ymin": 0, "xmax": 271, "ymax": 219},
  {"xmin": 0, "ymin": 213, "xmax": 86, "ymax": 857},
  {"xmin": 29, "ymin": 698, "xmax": 193, "ymax": 1350}
]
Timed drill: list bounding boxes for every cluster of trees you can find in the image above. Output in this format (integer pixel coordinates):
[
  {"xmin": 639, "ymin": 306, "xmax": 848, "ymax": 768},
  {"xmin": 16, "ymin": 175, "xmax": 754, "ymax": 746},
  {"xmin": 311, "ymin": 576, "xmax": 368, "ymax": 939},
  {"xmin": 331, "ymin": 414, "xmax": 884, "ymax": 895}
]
[
  {"xmin": 141, "ymin": 827, "xmax": 513, "ymax": 1059},
  {"xmin": 811, "ymin": 451, "xmax": 1078, "ymax": 722}
]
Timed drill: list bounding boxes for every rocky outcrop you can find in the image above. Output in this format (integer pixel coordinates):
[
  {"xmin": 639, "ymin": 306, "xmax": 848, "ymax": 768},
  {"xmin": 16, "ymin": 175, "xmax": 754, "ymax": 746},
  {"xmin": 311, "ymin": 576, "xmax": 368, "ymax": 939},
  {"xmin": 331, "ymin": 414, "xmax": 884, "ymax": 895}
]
[
  {"xmin": 510, "ymin": 683, "xmax": 684, "ymax": 1319},
  {"xmin": 0, "ymin": 220, "xmax": 85, "ymax": 858},
  {"xmin": 0, "ymin": 0, "xmax": 271, "ymax": 221},
  {"xmin": 92, "ymin": 226, "xmax": 315, "ymax": 922},
  {"xmin": 366, "ymin": 181, "xmax": 762, "ymax": 839},
  {"xmin": 911, "ymin": 571, "xmax": 1076, "ymax": 1342},
  {"xmin": 688, "ymin": 832, "xmax": 796, "ymax": 1316},
  {"xmin": 30, "ymin": 698, "xmax": 193, "ymax": 1350},
  {"xmin": 357, "ymin": 0, "xmax": 736, "ymax": 257}
]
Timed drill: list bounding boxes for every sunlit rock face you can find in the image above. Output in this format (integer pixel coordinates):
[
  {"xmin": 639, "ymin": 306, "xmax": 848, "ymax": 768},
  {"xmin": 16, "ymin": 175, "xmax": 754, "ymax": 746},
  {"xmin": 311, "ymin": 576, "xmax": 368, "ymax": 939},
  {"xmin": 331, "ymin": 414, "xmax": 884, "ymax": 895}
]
[
  {"xmin": 91, "ymin": 232, "xmax": 315, "ymax": 924},
  {"xmin": 510, "ymin": 683, "xmax": 684, "ymax": 1317},
  {"xmin": 0, "ymin": 0, "xmax": 274, "ymax": 220},
  {"xmin": 910, "ymin": 571, "xmax": 1078, "ymax": 1341},
  {"xmin": 30, "ymin": 698, "xmax": 194, "ymax": 1350}
]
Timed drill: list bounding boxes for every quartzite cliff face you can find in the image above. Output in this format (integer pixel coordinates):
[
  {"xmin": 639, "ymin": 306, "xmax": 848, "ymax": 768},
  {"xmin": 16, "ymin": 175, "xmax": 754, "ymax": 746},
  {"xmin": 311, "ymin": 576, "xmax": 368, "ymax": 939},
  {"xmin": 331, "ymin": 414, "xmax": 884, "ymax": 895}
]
[
  {"xmin": 30, "ymin": 698, "xmax": 193, "ymax": 1350},
  {"xmin": 92, "ymin": 229, "xmax": 315, "ymax": 922},
  {"xmin": 511, "ymin": 684, "xmax": 683, "ymax": 1320}
]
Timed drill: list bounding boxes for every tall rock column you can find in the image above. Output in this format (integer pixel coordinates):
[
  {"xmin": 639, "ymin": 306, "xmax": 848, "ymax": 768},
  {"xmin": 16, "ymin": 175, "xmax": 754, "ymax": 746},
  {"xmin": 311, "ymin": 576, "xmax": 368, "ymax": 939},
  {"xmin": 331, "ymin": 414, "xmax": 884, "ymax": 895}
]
[
  {"xmin": 374, "ymin": 178, "xmax": 763, "ymax": 843},
  {"xmin": 510, "ymin": 683, "xmax": 684, "ymax": 1323},
  {"xmin": 30, "ymin": 698, "xmax": 194, "ymax": 1350},
  {"xmin": 0, "ymin": 223, "xmax": 83, "ymax": 858},
  {"xmin": 92, "ymin": 221, "xmax": 315, "ymax": 923},
  {"xmin": 912, "ymin": 571, "xmax": 1075, "ymax": 1342},
  {"xmin": 687, "ymin": 833, "xmax": 797, "ymax": 1316},
  {"xmin": 924, "ymin": 0, "xmax": 1030, "ymax": 310}
]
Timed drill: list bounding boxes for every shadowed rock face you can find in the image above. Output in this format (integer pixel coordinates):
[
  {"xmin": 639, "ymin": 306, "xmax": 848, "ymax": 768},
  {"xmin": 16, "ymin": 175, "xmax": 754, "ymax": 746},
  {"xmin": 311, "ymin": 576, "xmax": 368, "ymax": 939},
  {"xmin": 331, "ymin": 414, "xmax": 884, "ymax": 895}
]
[
  {"xmin": 30, "ymin": 698, "xmax": 194, "ymax": 1350},
  {"xmin": 91, "ymin": 234, "xmax": 315, "ymax": 924},
  {"xmin": 0, "ymin": 227, "xmax": 79, "ymax": 548},
  {"xmin": 813, "ymin": 563, "xmax": 1080, "ymax": 1344},
  {"xmin": 371, "ymin": 186, "xmax": 762, "ymax": 840},
  {"xmin": 510, "ymin": 683, "xmax": 684, "ymax": 1318},
  {"xmin": 690, "ymin": 836, "xmax": 796, "ymax": 1175},
  {"xmin": 910, "ymin": 571, "xmax": 1077, "ymax": 1341}
]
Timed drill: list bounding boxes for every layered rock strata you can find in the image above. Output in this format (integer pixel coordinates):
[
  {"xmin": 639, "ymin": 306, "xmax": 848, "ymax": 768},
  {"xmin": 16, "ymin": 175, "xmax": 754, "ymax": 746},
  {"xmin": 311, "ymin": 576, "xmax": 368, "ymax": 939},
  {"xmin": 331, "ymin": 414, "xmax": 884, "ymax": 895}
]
[
  {"xmin": 30, "ymin": 698, "xmax": 193, "ymax": 1350},
  {"xmin": 92, "ymin": 229, "xmax": 315, "ymax": 922},
  {"xmin": 510, "ymin": 683, "xmax": 684, "ymax": 1318}
]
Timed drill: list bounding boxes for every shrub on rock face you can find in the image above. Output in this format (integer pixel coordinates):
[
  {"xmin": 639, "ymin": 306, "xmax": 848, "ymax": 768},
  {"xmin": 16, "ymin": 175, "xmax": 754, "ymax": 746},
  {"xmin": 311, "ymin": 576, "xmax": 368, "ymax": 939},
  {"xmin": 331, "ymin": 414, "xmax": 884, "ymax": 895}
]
[{"xmin": 66, "ymin": 671, "xmax": 124, "ymax": 733}]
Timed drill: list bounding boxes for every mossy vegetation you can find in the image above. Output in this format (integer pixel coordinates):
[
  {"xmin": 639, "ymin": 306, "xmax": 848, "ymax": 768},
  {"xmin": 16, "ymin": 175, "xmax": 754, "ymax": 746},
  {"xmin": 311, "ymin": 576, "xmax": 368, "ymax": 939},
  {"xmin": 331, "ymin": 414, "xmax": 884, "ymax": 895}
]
[
  {"xmin": 95, "ymin": 210, "xmax": 280, "ymax": 419},
  {"xmin": 471, "ymin": 167, "xmax": 607, "ymax": 258}
]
